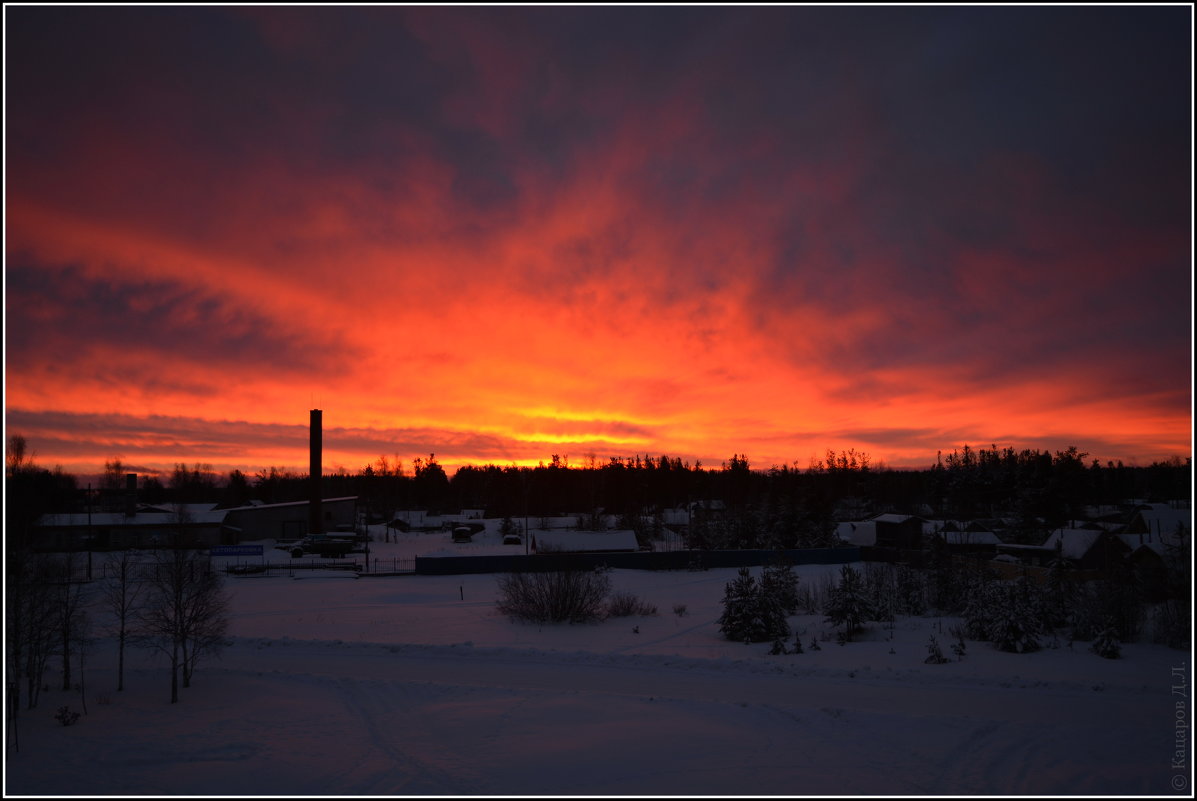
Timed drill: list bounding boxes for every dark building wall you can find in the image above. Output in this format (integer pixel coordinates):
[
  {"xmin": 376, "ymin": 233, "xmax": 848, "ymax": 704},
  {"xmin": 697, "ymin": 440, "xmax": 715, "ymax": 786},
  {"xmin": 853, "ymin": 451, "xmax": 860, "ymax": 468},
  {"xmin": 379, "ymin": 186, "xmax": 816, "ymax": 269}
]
[
  {"xmin": 34, "ymin": 523, "xmax": 221, "ymax": 550},
  {"xmin": 223, "ymin": 498, "xmax": 356, "ymax": 542},
  {"xmin": 875, "ymin": 518, "xmax": 923, "ymax": 549},
  {"xmin": 1075, "ymin": 533, "xmax": 1132, "ymax": 571}
]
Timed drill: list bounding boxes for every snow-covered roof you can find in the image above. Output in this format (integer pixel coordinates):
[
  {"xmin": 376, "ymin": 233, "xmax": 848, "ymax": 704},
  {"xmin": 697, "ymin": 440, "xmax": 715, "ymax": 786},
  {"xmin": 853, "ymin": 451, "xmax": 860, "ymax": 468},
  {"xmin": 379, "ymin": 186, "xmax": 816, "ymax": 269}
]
[
  {"xmin": 1118, "ymin": 534, "xmax": 1183, "ymax": 557},
  {"xmin": 221, "ymin": 496, "xmax": 357, "ymax": 513},
  {"xmin": 137, "ymin": 502, "xmax": 221, "ymax": 515},
  {"xmin": 1124, "ymin": 539, "xmax": 1170, "ymax": 559},
  {"xmin": 531, "ymin": 529, "xmax": 639, "ymax": 553},
  {"xmin": 1128, "ymin": 506, "xmax": 1191, "ymax": 543},
  {"xmin": 871, "ymin": 513, "xmax": 918, "ymax": 524},
  {"xmin": 1039, "ymin": 528, "xmax": 1106, "ymax": 561}
]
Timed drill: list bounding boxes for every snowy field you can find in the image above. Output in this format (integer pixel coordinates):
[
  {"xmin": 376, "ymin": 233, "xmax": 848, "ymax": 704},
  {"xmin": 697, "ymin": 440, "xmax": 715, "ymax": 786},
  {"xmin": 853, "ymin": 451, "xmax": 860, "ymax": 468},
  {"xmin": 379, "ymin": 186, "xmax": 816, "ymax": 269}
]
[{"xmin": 4, "ymin": 534, "xmax": 1190, "ymax": 797}]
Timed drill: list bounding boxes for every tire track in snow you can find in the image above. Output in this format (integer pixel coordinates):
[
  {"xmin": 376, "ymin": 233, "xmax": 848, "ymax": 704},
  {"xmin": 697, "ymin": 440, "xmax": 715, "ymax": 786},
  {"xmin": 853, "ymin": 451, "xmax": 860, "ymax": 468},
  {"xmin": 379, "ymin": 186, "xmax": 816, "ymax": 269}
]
[{"xmin": 331, "ymin": 676, "xmax": 478, "ymax": 795}]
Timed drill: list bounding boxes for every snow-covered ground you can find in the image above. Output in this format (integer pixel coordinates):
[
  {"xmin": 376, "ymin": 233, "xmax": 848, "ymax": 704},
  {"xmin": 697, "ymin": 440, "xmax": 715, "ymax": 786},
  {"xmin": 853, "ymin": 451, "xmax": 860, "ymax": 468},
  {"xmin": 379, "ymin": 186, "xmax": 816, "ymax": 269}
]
[{"xmin": 4, "ymin": 530, "xmax": 1189, "ymax": 796}]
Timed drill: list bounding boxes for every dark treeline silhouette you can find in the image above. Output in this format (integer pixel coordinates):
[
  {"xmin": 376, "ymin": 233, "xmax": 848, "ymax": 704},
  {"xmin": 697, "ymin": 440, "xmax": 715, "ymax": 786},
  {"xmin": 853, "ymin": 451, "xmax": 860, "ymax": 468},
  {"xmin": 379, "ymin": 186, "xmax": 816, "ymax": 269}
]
[{"xmin": 7, "ymin": 437, "xmax": 1191, "ymax": 545}]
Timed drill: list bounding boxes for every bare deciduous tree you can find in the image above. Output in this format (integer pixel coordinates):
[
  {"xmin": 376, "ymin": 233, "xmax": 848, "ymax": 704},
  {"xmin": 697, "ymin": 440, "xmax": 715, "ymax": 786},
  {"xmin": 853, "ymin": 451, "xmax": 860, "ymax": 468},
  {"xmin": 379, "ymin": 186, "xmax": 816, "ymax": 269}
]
[
  {"xmin": 101, "ymin": 550, "xmax": 146, "ymax": 692},
  {"xmin": 7, "ymin": 552, "xmax": 59, "ymax": 712},
  {"xmin": 52, "ymin": 552, "xmax": 91, "ymax": 692},
  {"xmin": 140, "ymin": 547, "xmax": 229, "ymax": 703}
]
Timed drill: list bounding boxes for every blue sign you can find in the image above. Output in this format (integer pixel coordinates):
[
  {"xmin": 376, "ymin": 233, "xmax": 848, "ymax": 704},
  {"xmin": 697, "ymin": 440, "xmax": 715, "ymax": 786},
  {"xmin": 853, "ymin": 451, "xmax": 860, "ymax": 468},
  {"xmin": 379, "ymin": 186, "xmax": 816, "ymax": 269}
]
[{"xmin": 210, "ymin": 545, "xmax": 264, "ymax": 557}]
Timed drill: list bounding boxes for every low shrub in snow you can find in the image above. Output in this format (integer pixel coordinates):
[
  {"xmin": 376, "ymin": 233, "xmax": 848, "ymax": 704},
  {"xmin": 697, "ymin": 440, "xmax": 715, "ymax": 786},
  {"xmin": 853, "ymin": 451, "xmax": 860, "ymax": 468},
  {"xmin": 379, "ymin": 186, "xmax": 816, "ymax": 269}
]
[
  {"xmin": 495, "ymin": 569, "xmax": 611, "ymax": 623},
  {"xmin": 54, "ymin": 706, "xmax": 80, "ymax": 727},
  {"xmin": 606, "ymin": 592, "xmax": 657, "ymax": 618}
]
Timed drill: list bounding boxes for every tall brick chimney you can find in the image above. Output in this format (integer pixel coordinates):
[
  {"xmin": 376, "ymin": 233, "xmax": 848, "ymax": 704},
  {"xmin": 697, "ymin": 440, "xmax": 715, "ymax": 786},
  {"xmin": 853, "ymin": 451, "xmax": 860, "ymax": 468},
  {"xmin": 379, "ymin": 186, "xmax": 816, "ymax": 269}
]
[{"xmin": 309, "ymin": 409, "xmax": 322, "ymax": 536}]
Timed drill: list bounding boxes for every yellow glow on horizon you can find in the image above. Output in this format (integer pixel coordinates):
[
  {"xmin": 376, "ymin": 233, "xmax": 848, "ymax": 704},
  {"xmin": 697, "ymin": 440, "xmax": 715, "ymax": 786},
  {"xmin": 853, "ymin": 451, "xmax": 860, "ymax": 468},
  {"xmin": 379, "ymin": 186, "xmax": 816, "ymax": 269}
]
[
  {"xmin": 512, "ymin": 432, "xmax": 651, "ymax": 447},
  {"xmin": 514, "ymin": 405, "xmax": 663, "ymax": 427}
]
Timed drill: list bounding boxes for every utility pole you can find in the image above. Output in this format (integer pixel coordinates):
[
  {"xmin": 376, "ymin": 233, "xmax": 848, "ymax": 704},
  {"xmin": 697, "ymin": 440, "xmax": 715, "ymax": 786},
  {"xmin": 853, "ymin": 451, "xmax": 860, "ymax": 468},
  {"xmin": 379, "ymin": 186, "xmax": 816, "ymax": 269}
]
[{"xmin": 87, "ymin": 483, "xmax": 93, "ymax": 579}]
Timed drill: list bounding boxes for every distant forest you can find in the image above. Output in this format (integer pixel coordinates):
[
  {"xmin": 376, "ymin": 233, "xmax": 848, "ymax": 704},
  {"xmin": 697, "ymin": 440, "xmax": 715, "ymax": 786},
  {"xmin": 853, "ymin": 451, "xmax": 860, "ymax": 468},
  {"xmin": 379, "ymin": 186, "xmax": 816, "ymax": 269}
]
[{"xmin": 8, "ymin": 437, "xmax": 1191, "ymax": 547}]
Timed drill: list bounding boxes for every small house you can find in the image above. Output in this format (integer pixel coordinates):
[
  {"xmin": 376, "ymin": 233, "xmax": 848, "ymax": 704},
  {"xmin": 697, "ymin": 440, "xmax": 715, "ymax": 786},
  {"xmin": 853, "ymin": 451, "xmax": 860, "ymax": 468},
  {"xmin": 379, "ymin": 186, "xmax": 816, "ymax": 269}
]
[
  {"xmin": 872, "ymin": 513, "xmax": 924, "ymax": 550},
  {"xmin": 1037, "ymin": 527, "xmax": 1132, "ymax": 571}
]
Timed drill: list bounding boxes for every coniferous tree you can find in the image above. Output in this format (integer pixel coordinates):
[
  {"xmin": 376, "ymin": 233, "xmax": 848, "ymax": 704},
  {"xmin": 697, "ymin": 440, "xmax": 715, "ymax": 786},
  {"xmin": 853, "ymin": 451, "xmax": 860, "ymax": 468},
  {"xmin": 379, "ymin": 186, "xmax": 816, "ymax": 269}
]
[
  {"xmin": 951, "ymin": 630, "xmax": 967, "ymax": 660},
  {"xmin": 717, "ymin": 568, "xmax": 758, "ymax": 642},
  {"xmin": 1043, "ymin": 558, "xmax": 1075, "ymax": 631},
  {"xmin": 924, "ymin": 635, "xmax": 950, "ymax": 664},
  {"xmin": 962, "ymin": 576, "xmax": 1000, "ymax": 641},
  {"xmin": 989, "ymin": 579, "xmax": 1043, "ymax": 653},
  {"xmin": 757, "ymin": 579, "xmax": 790, "ymax": 642},
  {"xmin": 1091, "ymin": 622, "xmax": 1122, "ymax": 659},
  {"xmin": 717, "ymin": 567, "xmax": 789, "ymax": 643},
  {"xmin": 760, "ymin": 560, "xmax": 800, "ymax": 615},
  {"xmin": 824, "ymin": 565, "xmax": 871, "ymax": 642},
  {"xmin": 896, "ymin": 564, "xmax": 927, "ymax": 616}
]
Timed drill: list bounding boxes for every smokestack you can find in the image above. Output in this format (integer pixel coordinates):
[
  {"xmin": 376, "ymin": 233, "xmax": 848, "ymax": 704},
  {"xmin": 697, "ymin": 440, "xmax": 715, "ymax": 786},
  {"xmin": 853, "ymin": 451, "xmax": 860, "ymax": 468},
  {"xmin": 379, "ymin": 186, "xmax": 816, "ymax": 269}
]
[
  {"xmin": 125, "ymin": 473, "xmax": 137, "ymax": 517},
  {"xmin": 310, "ymin": 409, "xmax": 322, "ymax": 536}
]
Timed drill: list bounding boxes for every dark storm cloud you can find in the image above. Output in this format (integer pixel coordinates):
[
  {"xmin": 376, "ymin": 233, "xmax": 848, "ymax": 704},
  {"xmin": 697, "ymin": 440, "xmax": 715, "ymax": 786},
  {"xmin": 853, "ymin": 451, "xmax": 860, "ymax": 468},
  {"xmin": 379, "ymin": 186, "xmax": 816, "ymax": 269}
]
[
  {"xmin": 735, "ymin": 6, "xmax": 1191, "ymax": 392},
  {"xmin": 5, "ymin": 258, "xmax": 360, "ymax": 377},
  {"xmin": 5, "ymin": 408, "xmax": 549, "ymax": 471}
]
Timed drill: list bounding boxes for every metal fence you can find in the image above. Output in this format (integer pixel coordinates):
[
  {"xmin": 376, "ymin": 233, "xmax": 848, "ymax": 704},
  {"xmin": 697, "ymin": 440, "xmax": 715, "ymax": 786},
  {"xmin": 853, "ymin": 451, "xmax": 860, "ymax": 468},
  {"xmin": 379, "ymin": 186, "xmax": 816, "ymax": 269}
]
[
  {"xmin": 361, "ymin": 557, "xmax": 417, "ymax": 574},
  {"xmin": 222, "ymin": 560, "xmax": 361, "ymax": 577},
  {"xmin": 413, "ymin": 547, "xmax": 861, "ymax": 576}
]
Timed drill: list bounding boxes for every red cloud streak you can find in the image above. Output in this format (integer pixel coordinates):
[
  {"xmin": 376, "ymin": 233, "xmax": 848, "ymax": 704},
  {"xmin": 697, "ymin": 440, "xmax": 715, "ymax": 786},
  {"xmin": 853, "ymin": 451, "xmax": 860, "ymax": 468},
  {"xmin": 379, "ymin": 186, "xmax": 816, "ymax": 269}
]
[{"xmin": 5, "ymin": 7, "xmax": 1191, "ymax": 479}]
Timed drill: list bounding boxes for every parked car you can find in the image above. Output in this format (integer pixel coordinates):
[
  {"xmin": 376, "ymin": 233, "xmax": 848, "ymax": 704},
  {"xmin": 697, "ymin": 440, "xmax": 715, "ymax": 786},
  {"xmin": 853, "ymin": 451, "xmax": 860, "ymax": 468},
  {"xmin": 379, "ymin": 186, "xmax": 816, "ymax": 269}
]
[
  {"xmin": 291, "ymin": 535, "xmax": 354, "ymax": 559},
  {"xmin": 452, "ymin": 522, "xmax": 486, "ymax": 543}
]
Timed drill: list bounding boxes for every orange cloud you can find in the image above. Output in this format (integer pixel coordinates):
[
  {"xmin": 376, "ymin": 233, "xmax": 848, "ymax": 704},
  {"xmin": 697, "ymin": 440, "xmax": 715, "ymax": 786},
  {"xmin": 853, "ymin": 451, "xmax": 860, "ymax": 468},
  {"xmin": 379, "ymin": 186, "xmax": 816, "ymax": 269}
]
[{"xmin": 5, "ymin": 7, "xmax": 1190, "ymax": 480}]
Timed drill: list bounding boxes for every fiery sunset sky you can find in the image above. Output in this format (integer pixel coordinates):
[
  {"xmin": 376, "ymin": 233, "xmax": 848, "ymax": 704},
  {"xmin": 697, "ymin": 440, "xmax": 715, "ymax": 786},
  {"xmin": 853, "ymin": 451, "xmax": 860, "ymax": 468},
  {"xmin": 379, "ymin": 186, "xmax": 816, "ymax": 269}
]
[{"xmin": 5, "ymin": 6, "xmax": 1193, "ymax": 480}]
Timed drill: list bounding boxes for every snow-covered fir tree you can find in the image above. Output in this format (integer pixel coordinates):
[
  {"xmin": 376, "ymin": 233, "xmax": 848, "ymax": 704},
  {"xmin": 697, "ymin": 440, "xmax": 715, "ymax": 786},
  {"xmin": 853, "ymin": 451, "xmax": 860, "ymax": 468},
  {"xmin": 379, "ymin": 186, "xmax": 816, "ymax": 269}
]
[
  {"xmin": 924, "ymin": 635, "xmax": 950, "ymax": 664},
  {"xmin": 864, "ymin": 564, "xmax": 896, "ymax": 625},
  {"xmin": 988, "ymin": 579, "xmax": 1044, "ymax": 653},
  {"xmin": 823, "ymin": 564, "xmax": 871, "ymax": 642},
  {"xmin": 1090, "ymin": 622, "xmax": 1122, "ymax": 659},
  {"xmin": 760, "ymin": 561, "xmax": 800, "ymax": 615},
  {"xmin": 717, "ymin": 567, "xmax": 789, "ymax": 643},
  {"xmin": 717, "ymin": 567, "xmax": 758, "ymax": 642},
  {"xmin": 951, "ymin": 630, "xmax": 967, "ymax": 660},
  {"xmin": 962, "ymin": 576, "xmax": 1000, "ymax": 641},
  {"xmin": 896, "ymin": 564, "xmax": 927, "ymax": 616}
]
